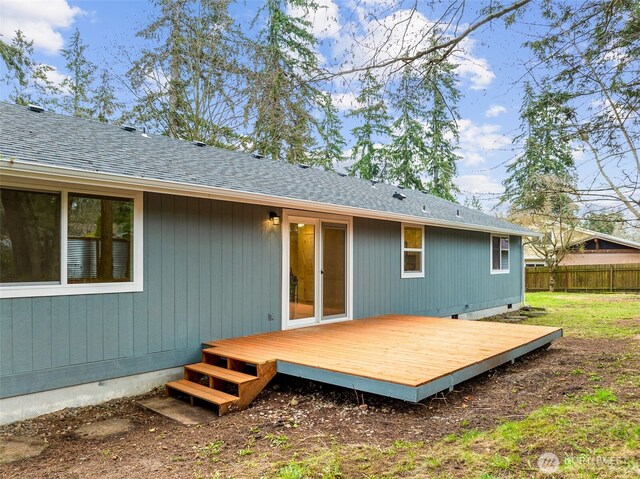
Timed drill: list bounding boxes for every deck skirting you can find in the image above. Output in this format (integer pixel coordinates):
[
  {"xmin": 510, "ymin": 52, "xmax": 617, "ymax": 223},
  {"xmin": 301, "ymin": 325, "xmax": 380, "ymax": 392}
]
[{"xmin": 278, "ymin": 329, "xmax": 562, "ymax": 402}]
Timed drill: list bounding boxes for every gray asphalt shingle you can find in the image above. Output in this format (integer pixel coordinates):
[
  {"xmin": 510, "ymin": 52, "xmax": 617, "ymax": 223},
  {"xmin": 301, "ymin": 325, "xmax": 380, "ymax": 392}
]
[{"xmin": 0, "ymin": 102, "xmax": 533, "ymax": 236}]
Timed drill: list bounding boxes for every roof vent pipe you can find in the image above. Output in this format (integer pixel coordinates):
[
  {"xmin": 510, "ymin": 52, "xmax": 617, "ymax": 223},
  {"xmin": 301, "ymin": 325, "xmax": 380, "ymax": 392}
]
[
  {"xmin": 456, "ymin": 209, "xmax": 461, "ymax": 217},
  {"xmin": 28, "ymin": 104, "xmax": 44, "ymax": 113}
]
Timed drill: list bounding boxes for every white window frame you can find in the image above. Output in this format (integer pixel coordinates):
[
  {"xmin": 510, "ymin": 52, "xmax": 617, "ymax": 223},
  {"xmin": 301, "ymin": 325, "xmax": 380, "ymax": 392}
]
[
  {"xmin": 401, "ymin": 223, "xmax": 425, "ymax": 279},
  {"xmin": 0, "ymin": 181, "xmax": 144, "ymax": 298},
  {"xmin": 490, "ymin": 234, "xmax": 510, "ymax": 274}
]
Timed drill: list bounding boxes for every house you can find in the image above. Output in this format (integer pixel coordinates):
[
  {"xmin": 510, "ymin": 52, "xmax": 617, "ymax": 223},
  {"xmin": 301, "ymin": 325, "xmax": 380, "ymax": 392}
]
[
  {"xmin": 0, "ymin": 103, "xmax": 545, "ymax": 423},
  {"xmin": 524, "ymin": 227, "xmax": 640, "ymax": 267}
]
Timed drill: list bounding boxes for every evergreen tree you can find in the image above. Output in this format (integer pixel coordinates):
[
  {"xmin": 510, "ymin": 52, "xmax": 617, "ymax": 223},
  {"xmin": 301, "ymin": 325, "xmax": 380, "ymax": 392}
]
[
  {"xmin": 422, "ymin": 57, "xmax": 461, "ymax": 202},
  {"xmin": 314, "ymin": 93, "xmax": 346, "ymax": 169},
  {"xmin": 502, "ymin": 84, "xmax": 576, "ymax": 211},
  {"xmin": 347, "ymin": 71, "xmax": 392, "ymax": 181},
  {"xmin": 91, "ymin": 69, "xmax": 123, "ymax": 123},
  {"xmin": 127, "ymin": 0, "xmax": 244, "ymax": 147},
  {"xmin": 464, "ymin": 195, "xmax": 484, "ymax": 212},
  {"xmin": 386, "ymin": 63, "xmax": 430, "ymax": 190},
  {"xmin": 1, "ymin": 30, "xmax": 60, "ymax": 107},
  {"xmin": 384, "ymin": 48, "xmax": 460, "ymax": 201},
  {"xmin": 247, "ymin": 0, "xmax": 322, "ymax": 163},
  {"xmin": 60, "ymin": 28, "xmax": 95, "ymax": 117}
]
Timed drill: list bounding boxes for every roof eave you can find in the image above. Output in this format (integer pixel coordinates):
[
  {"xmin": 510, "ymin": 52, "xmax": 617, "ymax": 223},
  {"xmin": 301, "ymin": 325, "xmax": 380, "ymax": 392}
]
[{"xmin": 0, "ymin": 158, "xmax": 536, "ymax": 237}]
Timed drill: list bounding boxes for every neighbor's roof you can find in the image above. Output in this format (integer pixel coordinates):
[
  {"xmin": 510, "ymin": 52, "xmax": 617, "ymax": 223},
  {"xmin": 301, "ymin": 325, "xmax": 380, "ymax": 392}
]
[
  {"xmin": 0, "ymin": 102, "xmax": 534, "ymax": 236},
  {"xmin": 524, "ymin": 227, "xmax": 640, "ymax": 260}
]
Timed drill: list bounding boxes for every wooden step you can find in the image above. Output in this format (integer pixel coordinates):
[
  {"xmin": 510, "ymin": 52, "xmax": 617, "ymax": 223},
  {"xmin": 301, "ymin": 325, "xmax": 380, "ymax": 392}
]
[
  {"xmin": 166, "ymin": 379, "xmax": 239, "ymax": 415},
  {"xmin": 185, "ymin": 363, "xmax": 258, "ymax": 384},
  {"xmin": 202, "ymin": 347, "xmax": 272, "ymax": 365}
]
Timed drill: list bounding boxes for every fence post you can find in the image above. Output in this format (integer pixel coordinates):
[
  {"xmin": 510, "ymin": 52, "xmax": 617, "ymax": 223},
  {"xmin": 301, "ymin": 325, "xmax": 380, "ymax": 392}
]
[{"xmin": 610, "ymin": 264, "xmax": 614, "ymax": 292}]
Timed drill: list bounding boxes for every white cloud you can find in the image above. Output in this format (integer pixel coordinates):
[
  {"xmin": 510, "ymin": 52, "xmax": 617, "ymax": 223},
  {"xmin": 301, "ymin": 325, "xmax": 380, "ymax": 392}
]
[
  {"xmin": 333, "ymin": 8, "xmax": 495, "ymax": 90},
  {"xmin": 289, "ymin": 0, "xmax": 342, "ymax": 41},
  {"xmin": 454, "ymin": 174, "xmax": 504, "ymax": 195},
  {"xmin": 485, "ymin": 104, "xmax": 506, "ymax": 118},
  {"xmin": 331, "ymin": 91, "xmax": 358, "ymax": 111},
  {"xmin": 450, "ymin": 37, "xmax": 495, "ymax": 90},
  {"xmin": 0, "ymin": 0, "xmax": 83, "ymax": 54},
  {"xmin": 457, "ymin": 118, "xmax": 510, "ymax": 166}
]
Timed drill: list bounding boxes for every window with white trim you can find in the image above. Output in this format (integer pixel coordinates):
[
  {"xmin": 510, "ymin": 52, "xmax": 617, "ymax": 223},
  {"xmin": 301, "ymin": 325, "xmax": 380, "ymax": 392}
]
[
  {"xmin": 0, "ymin": 184, "xmax": 143, "ymax": 298},
  {"xmin": 401, "ymin": 224, "xmax": 424, "ymax": 278},
  {"xmin": 491, "ymin": 235, "xmax": 510, "ymax": 273}
]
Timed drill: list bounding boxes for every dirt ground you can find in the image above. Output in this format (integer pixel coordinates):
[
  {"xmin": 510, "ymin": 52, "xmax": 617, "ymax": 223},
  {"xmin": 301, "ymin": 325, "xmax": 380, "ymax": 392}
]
[{"xmin": 1, "ymin": 332, "xmax": 638, "ymax": 479}]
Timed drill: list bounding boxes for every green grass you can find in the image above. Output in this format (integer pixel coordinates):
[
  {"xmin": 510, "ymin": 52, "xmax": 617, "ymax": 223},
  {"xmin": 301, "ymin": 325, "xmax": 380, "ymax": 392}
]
[{"xmin": 523, "ymin": 292, "xmax": 640, "ymax": 338}]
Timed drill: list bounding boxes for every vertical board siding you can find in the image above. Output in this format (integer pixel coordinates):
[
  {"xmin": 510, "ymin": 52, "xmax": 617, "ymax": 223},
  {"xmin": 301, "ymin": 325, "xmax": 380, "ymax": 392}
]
[
  {"xmin": 51, "ymin": 296, "xmax": 70, "ymax": 368},
  {"xmin": 0, "ymin": 301, "xmax": 12, "ymax": 375},
  {"xmin": 353, "ymin": 218, "xmax": 523, "ymax": 318},
  {"xmin": 1, "ymin": 193, "xmax": 282, "ymax": 398}
]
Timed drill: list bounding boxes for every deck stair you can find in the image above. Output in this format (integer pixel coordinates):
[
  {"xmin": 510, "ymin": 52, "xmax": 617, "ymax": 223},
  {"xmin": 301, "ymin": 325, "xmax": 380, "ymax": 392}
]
[{"xmin": 166, "ymin": 346, "xmax": 276, "ymax": 415}]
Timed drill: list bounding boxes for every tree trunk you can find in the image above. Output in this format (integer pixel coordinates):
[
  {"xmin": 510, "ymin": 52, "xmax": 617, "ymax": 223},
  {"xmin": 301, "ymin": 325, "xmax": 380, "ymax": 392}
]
[{"xmin": 548, "ymin": 266, "xmax": 555, "ymax": 293}]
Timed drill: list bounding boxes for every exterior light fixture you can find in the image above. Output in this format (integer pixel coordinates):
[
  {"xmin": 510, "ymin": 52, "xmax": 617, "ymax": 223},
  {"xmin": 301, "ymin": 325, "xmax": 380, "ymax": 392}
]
[{"xmin": 269, "ymin": 211, "xmax": 280, "ymax": 225}]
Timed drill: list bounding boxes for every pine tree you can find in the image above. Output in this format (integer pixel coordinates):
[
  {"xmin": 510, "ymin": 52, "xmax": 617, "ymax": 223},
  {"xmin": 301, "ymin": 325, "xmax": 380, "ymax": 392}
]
[
  {"xmin": 421, "ymin": 56, "xmax": 461, "ymax": 202},
  {"xmin": 386, "ymin": 64, "xmax": 430, "ymax": 190},
  {"xmin": 1, "ymin": 30, "xmax": 60, "ymax": 107},
  {"xmin": 247, "ymin": 0, "xmax": 322, "ymax": 163},
  {"xmin": 502, "ymin": 83, "xmax": 576, "ymax": 211},
  {"xmin": 127, "ymin": 0, "xmax": 244, "ymax": 147},
  {"xmin": 314, "ymin": 93, "xmax": 346, "ymax": 169},
  {"xmin": 60, "ymin": 28, "xmax": 95, "ymax": 117},
  {"xmin": 91, "ymin": 69, "xmax": 123, "ymax": 123},
  {"xmin": 504, "ymin": 83, "xmax": 578, "ymax": 292},
  {"xmin": 347, "ymin": 71, "xmax": 392, "ymax": 181}
]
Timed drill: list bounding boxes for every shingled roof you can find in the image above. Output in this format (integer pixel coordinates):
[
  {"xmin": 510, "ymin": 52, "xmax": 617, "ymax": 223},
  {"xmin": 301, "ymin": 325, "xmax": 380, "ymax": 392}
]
[{"xmin": 0, "ymin": 102, "xmax": 534, "ymax": 236}]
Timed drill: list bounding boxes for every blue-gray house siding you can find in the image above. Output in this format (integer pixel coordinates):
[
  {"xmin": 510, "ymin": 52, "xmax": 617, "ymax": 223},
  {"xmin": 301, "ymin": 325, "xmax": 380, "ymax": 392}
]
[
  {"xmin": 0, "ymin": 194, "xmax": 523, "ymax": 400},
  {"xmin": 0, "ymin": 193, "xmax": 282, "ymax": 399},
  {"xmin": 353, "ymin": 218, "xmax": 523, "ymax": 318}
]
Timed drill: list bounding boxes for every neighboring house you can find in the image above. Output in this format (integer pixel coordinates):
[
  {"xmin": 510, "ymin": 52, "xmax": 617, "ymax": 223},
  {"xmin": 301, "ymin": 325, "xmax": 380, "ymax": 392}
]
[
  {"xmin": 0, "ymin": 103, "xmax": 534, "ymax": 422},
  {"xmin": 525, "ymin": 227, "xmax": 640, "ymax": 267}
]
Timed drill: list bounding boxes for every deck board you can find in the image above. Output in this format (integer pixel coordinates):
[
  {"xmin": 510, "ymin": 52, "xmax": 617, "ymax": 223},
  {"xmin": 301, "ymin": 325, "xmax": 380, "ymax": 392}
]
[{"xmin": 206, "ymin": 315, "xmax": 562, "ymax": 389}]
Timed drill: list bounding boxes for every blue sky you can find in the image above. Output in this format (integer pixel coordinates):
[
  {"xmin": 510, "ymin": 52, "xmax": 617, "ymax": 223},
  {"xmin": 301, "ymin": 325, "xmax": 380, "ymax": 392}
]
[{"xmin": 0, "ymin": 0, "xmax": 552, "ymax": 208}]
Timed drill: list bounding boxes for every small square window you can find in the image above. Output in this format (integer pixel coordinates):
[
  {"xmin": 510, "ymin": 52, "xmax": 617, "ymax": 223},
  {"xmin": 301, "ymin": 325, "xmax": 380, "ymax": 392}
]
[
  {"xmin": 402, "ymin": 224, "xmax": 424, "ymax": 278},
  {"xmin": 491, "ymin": 235, "xmax": 510, "ymax": 273}
]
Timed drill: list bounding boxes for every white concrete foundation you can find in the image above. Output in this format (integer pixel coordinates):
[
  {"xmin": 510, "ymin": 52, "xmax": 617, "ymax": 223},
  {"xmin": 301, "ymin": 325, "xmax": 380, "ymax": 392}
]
[
  {"xmin": 0, "ymin": 367, "xmax": 183, "ymax": 426},
  {"xmin": 452, "ymin": 302, "xmax": 523, "ymax": 321}
]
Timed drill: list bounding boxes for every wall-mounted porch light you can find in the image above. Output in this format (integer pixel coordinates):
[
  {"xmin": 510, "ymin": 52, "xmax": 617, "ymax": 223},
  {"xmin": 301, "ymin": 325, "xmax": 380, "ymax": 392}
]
[{"xmin": 269, "ymin": 211, "xmax": 281, "ymax": 225}]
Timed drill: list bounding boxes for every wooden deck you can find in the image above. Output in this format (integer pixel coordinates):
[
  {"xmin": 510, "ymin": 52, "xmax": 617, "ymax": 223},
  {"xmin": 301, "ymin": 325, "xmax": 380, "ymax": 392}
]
[{"xmin": 204, "ymin": 315, "xmax": 562, "ymax": 402}]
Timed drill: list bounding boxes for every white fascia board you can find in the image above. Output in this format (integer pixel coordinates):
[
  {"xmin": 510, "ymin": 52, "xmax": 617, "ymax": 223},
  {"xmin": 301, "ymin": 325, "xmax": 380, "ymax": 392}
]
[{"xmin": 0, "ymin": 158, "xmax": 539, "ymax": 238}]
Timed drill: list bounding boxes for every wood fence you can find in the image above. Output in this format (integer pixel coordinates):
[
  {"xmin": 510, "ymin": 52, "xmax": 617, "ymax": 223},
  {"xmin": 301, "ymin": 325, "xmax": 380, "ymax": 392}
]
[{"xmin": 525, "ymin": 264, "xmax": 640, "ymax": 292}]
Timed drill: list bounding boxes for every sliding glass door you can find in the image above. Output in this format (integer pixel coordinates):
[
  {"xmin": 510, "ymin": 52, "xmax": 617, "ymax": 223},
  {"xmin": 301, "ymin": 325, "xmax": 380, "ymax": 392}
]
[
  {"xmin": 322, "ymin": 223, "xmax": 346, "ymax": 320},
  {"xmin": 285, "ymin": 215, "xmax": 350, "ymax": 328}
]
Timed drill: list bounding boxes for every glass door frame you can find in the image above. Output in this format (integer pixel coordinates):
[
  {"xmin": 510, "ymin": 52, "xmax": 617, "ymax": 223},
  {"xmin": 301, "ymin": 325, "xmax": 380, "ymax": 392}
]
[{"xmin": 281, "ymin": 210, "xmax": 353, "ymax": 330}]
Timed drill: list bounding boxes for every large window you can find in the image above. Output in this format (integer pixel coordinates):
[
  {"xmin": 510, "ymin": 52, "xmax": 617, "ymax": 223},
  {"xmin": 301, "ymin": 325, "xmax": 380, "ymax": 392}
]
[
  {"xmin": 402, "ymin": 224, "xmax": 424, "ymax": 278},
  {"xmin": 0, "ymin": 188, "xmax": 61, "ymax": 284},
  {"xmin": 491, "ymin": 235, "xmax": 510, "ymax": 273},
  {"xmin": 68, "ymin": 194, "xmax": 134, "ymax": 283},
  {"xmin": 0, "ymin": 184, "xmax": 142, "ymax": 298}
]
